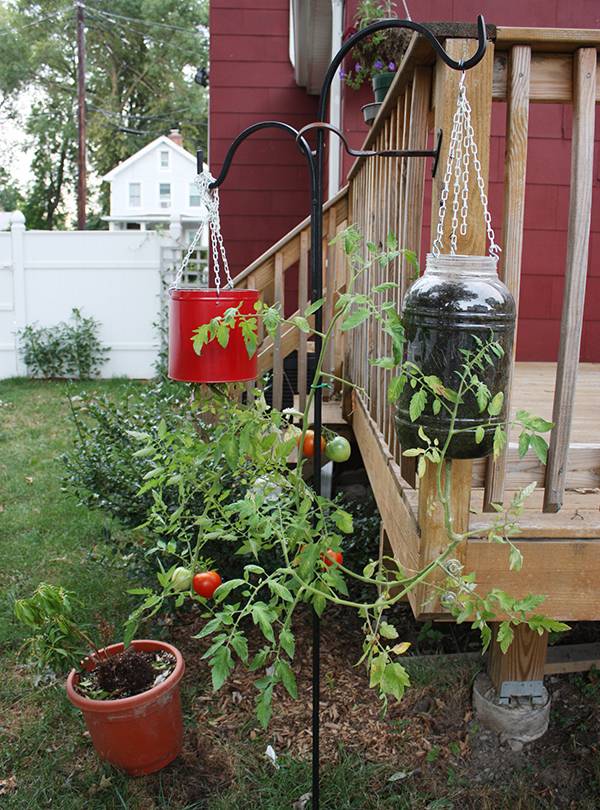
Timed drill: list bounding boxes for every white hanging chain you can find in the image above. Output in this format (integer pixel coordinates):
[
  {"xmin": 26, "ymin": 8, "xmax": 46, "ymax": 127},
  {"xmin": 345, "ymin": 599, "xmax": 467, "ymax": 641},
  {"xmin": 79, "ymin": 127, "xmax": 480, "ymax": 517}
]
[
  {"xmin": 170, "ymin": 170, "xmax": 234, "ymax": 293},
  {"xmin": 432, "ymin": 72, "xmax": 501, "ymax": 260}
]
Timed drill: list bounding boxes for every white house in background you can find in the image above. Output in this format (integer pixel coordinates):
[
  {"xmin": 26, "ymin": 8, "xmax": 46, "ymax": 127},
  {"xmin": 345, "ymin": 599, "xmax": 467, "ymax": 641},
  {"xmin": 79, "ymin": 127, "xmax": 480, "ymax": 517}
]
[{"xmin": 102, "ymin": 129, "xmax": 208, "ymax": 247}]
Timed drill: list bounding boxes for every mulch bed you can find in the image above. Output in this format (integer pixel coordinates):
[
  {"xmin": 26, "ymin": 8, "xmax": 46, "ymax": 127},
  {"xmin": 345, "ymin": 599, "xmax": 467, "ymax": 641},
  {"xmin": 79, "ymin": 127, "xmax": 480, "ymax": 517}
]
[{"xmin": 157, "ymin": 604, "xmax": 600, "ymax": 809}]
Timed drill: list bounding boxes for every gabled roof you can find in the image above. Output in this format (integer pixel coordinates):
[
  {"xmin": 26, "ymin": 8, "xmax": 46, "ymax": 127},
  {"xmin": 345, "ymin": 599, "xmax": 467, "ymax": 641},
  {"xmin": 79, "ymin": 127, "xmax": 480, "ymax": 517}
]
[{"xmin": 102, "ymin": 135, "xmax": 196, "ymax": 181}]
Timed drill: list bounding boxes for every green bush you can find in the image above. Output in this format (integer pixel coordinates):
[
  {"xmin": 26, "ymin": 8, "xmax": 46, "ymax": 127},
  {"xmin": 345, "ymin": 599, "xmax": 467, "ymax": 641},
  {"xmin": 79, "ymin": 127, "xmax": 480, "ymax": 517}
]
[
  {"xmin": 62, "ymin": 381, "xmax": 197, "ymax": 529},
  {"xmin": 19, "ymin": 307, "xmax": 109, "ymax": 378}
]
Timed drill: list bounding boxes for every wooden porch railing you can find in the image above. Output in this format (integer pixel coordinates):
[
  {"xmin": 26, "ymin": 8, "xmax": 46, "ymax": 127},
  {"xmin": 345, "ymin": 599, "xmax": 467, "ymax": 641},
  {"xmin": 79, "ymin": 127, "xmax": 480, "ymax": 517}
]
[
  {"xmin": 233, "ymin": 186, "xmax": 349, "ymax": 410},
  {"xmin": 233, "ymin": 25, "xmax": 600, "ymax": 622}
]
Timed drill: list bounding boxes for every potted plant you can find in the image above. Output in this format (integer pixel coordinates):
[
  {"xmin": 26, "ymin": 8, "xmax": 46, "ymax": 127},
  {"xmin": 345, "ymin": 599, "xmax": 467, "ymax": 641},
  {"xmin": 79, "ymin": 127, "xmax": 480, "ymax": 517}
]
[
  {"xmin": 168, "ymin": 171, "xmax": 260, "ymax": 385},
  {"xmin": 342, "ymin": 1, "xmax": 412, "ymax": 124},
  {"xmin": 14, "ymin": 584, "xmax": 185, "ymax": 776},
  {"xmin": 125, "ymin": 227, "xmax": 567, "ymax": 729},
  {"xmin": 169, "ymin": 287, "xmax": 259, "ymax": 384}
]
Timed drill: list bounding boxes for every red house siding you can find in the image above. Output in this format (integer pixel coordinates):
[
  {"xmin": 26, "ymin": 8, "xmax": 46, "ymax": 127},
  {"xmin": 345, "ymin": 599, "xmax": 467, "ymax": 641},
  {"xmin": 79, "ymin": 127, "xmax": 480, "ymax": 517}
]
[
  {"xmin": 209, "ymin": 0, "xmax": 318, "ymax": 284},
  {"xmin": 341, "ymin": 0, "xmax": 600, "ymax": 362},
  {"xmin": 210, "ymin": 1, "xmax": 600, "ymax": 361}
]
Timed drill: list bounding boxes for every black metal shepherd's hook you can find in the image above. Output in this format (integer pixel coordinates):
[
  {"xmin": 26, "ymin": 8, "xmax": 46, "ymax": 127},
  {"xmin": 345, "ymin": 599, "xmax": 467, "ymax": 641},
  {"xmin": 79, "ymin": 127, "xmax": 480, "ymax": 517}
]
[{"xmin": 198, "ymin": 16, "xmax": 488, "ymax": 809}]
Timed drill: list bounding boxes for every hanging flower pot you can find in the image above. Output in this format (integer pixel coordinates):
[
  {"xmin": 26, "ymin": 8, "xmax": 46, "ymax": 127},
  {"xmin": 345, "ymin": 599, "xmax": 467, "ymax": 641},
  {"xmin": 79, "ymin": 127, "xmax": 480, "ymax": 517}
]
[
  {"xmin": 167, "ymin": 171, "xmax": 259, "ymax": 384},
  {"xmin": 395, "ymin": 72, "xmax": 515, "ymax": 460},
  {"xmin": 66, "ymin": 639, "xmax": 185, "ymax": 776},
  {"xmin": 168, "ymin": 287, "xmax": 259, "ymax": 383},
  {"xmin": 395, "ymin": 254, "xmax": 515, "ymax": 459}
]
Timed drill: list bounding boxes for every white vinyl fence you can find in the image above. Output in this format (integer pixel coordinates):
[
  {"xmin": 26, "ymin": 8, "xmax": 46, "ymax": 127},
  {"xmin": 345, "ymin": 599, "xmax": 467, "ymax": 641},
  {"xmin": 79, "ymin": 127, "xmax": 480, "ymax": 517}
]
[{"xmin": 0, "ymin": 212, "xmax": 202, "ymax": 379}]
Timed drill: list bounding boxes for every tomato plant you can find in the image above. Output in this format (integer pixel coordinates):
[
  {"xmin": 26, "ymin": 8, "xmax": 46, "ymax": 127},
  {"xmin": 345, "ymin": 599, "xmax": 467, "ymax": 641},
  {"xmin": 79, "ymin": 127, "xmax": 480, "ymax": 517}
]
[
  {"xmin": 193, "ymin": 571, "xmax": 222, "ymax": 599},
  {"xmin": 297, "ymin": 429, "xmax": 326, "ymax": 458},
  {"xmin": 326, "ymin": 436, "xmax": 351, "ymax": 463}
]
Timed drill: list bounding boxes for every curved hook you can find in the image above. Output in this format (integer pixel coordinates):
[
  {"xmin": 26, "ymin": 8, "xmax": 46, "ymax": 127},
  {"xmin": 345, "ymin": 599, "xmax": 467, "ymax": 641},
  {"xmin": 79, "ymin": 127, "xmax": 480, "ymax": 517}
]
[
  {"xmin": 318, "ymin": 15, "xmax": 487, "ymax": 120},
  {"xmin": 205, "ymin": 121, "xmax": 315, "ymax": 189}
]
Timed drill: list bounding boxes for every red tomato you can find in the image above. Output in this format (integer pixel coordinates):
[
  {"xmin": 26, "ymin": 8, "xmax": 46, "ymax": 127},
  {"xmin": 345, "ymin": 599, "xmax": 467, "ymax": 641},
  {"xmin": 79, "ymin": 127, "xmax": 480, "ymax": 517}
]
[
  {"xmin": 297, "ymin": 430, "xmax": 327, "ymax": 458},
  {"xmin": 322, "ymin": 549, "xmax": 343, "ymax": 567},
  {"xmin": 192, "ymin": 571, "xmax": 222, "ymax": 599}
]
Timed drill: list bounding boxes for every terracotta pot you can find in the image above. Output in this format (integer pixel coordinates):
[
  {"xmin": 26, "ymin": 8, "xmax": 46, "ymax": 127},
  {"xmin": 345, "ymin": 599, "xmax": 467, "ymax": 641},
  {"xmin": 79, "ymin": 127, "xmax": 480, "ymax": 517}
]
[
  {"xmin": 168, "ymin": 287, "xmax": 259, "ymax": 383},
  {"xmin": 66, "ymin": 639, "xmax": 185, "ymax": 776}
]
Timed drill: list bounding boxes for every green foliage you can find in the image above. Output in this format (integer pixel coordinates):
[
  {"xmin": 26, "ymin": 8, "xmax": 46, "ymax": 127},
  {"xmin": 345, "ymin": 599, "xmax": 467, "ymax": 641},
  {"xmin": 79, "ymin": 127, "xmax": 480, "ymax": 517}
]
[
  {"xmin": 18, "ymin": 308, "xmax": 109, "ymax": 378},
  {"xmin": 14, "ymin": 583, "xmax": 89, "ymax": 673},
  {"xmin": 0, "ymin": 167, "xmax": 24, "ymax": 212},
  {"xmin": 62, "ymin": 381, "xmax": 194, "ymax": 529},
  {"xmin": 3, "ymin": 0, "xmax": 209, "ymax": 226}
]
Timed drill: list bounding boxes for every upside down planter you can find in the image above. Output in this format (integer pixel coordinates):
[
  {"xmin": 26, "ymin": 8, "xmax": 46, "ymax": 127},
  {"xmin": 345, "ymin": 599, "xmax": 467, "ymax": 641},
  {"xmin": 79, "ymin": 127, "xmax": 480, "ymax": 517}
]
[
  {"xmin": 168, "ymin": 288, "xmax": 259, "ymax": 383},
  {"xmin": 66, "ymin": 640, "xmax": 185, "ymax": 776},
  {"xmin": 395, "ymin": 254, "xmax": 516, "ymax": 459}
]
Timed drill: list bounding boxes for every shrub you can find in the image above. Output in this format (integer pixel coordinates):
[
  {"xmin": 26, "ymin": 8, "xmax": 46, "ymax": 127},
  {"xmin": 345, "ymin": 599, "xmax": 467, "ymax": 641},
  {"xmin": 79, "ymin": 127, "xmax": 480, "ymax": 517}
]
[
  {"xmin": 19, "ymin": 308, "xmax": 109, "ymax": 378},
  {"xmin": 63, "ymin": 381, "xmax": 196, "ymax": 529}
]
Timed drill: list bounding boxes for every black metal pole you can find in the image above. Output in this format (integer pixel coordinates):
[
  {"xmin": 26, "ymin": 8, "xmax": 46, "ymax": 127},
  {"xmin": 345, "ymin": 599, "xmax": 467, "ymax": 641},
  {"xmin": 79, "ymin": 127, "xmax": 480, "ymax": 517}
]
[{"xmin": 201, "ymin": 20, "xmax": 488, "ymax": 810}]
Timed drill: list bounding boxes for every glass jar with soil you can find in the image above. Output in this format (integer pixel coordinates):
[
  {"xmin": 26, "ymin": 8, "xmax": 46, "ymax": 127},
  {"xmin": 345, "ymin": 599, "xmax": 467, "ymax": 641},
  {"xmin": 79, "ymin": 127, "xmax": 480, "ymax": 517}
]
[{"xmin": 395, "ymin": 254, "xmax": 516, "ymax": 459}]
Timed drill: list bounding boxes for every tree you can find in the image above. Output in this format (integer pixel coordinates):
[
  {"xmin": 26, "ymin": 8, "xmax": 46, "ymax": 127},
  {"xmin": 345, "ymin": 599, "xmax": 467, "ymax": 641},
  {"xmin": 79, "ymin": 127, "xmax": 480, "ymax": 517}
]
[
  {"xmin": 21, "ymin": 101, "xmax": 77, "ymax": 229},
  {"xmin": 0, "ymin": 167, "xmax": 24, "ymax": 212},
  {"xmin": 3, "ymin": 0, "xmax": 209, "ymax": 228}
]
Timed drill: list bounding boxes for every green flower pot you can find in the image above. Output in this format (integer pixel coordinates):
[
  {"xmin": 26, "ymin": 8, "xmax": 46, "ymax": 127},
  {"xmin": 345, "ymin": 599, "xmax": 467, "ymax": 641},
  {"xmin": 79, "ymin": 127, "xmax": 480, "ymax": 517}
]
[{"xmin": 372, "ymin": 71, "xmax": 396, "ymax": 103}]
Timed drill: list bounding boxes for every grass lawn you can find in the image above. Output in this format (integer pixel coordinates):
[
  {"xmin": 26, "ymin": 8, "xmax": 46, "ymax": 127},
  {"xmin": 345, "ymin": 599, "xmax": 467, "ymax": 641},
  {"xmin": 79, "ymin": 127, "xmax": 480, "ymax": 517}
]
[
  {"xmin": 3, "ymin": 379, "xmax": 600, "ymax": 810},
  {"xmin": 0, "ymin": 379, "xmax": 418, "ymax": 809}
]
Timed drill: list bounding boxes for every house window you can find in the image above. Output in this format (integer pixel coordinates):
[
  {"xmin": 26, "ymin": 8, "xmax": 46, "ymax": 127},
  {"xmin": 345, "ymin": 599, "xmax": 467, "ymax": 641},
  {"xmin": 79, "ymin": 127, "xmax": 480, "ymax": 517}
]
[
  {"xmin": 160, "ymin": 150, "xmax": 169, "ymax": 168},
  {"xmin": 129, "ymin": 182, "xmax": 141, "ymax": 207},
  {"xmin": 159, "ymin": 183, "xmax": 171, "ymax": 208},
  {"xmin": 189, "ymin": 183, "xmax": 201, "ymax": 207}
]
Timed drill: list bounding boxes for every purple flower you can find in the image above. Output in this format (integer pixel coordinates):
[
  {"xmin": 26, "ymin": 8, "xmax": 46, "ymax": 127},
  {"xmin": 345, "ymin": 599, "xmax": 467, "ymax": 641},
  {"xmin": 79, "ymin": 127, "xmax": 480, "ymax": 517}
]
[
  {"xmin": 388, "ymin": 61, "xmax": 396, "ymax": 71},
  {"xmin": 373, "ymin": 59, "xmax": 384, "ymax": 70},
  {"xmin": 339, "ymin": 68, "xmax": 347, "ymax": 79},
  {"xmin": 354, "ymin": 62, "xmax": 362, "ymax": 73}
]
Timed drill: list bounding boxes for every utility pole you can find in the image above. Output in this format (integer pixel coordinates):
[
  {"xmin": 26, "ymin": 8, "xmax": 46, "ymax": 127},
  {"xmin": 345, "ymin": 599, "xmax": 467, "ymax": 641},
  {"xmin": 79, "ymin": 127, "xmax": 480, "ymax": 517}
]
[{"xmin": 75, "ymin": 0, "xmax": 87, "ymax": 229}]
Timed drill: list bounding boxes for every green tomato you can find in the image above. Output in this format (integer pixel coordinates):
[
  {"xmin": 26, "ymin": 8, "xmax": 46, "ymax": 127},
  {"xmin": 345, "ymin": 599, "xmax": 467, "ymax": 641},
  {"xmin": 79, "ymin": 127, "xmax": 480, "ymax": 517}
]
[
  {"xmin": 171, "ymin": 566, "xmax": 192, "ymax": 592},
  {"xmin": 326, "ymin": 436, "xmax": 351, "ymax": 463}
]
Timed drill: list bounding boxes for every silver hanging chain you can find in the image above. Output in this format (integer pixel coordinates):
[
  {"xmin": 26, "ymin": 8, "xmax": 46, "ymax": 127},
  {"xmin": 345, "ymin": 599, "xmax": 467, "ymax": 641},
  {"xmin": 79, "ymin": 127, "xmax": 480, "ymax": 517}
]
[
  {"xmin": 432, "ymin": 72, "xmax": 501, "ymax": 261},
  {"xmin": 170, "ymin": 170, "xmax": 234, "ymax": 294}
]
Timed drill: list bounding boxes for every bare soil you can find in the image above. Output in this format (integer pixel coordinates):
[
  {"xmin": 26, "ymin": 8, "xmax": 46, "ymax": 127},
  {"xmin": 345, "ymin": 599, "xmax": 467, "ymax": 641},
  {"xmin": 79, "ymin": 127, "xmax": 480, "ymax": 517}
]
[{"xmin": 162, "ymin": 604, "xmax": 600, "ymax": 809}]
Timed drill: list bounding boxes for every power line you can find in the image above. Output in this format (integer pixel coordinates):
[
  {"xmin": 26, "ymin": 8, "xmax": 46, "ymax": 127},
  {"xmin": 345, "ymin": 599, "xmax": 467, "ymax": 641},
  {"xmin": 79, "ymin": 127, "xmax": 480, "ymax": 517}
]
[
  {"xmin": 82, "ymin": 3, "xmax": 206, "ymax": 35},
  {"xmin": 0, "ymin": 5, "xmax": 72, "ymax": 38}
]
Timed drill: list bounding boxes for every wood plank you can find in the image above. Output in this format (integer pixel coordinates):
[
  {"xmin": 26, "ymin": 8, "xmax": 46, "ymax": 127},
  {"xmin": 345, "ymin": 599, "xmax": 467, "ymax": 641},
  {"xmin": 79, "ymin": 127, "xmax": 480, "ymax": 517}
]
[
  {"xmin": 297, "ymin": 230, "xmax": 309, "ymax": 412},
  {"xmin": 352, "ymin": 392, "xmax": 420, "ymax": 585},
  {"xmin": 406, "ymin": 487, "xmax": 600, "ymax": 538},
  {"xmin": 545, "ymin": 48, "xmax": 597, "ymax": 513},
  {"xmin": 271, "ymin": 251, "xmax": 284, "ymax": 410},
  {"xmin": 544, "ymin": 642, "xmax": 600, "ymax": 675},
  {"xmin": 460, "ymin": 537, "xmax": 600, "ymax": 621},
  {"xmin": 494, "ymin": 52, "xmax": 600, "ymax": 103},
  {"xmin": 400, "ymin": 67, "xmax": 431, "ymax": 486},
  {"xmin": 402, "ymin": 642, "xmax": 600, "ymax": 676},
  {"xmin": 496, "ymin": 27, "xmax": 600, "ymax": 51},
  {"xmin": 484, "ymin": 45, "xmax": 531, "ymax": 509},
  {"xmin": 488, "ymin": 624, "xmax": 548, "ymax": 692},
  {"xmin": 414, "ymin": 459, "xmax": 472, "ymax": 615},
  {"xmin": 473, "ymin": 443, "xmax": 600, "ymax": 490}
]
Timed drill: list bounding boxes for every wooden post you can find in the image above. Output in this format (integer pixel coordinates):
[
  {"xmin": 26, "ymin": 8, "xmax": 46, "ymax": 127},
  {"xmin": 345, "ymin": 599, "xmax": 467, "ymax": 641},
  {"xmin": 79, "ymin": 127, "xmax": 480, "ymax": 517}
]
[
  {"xmin": 483, "ymin": 45, "xmax": 532, "ymax": 510},
  {"xmin": 416, "ymin": 39, "xmax": 494, "ymax": 615},
  {"xmin": 272, "ymin": 251, "xmax": 284, "ymax": 410},
  {"xmin": 488, "ymin": 625, "xmax": 548, "ymax": 699},
  {"xmin": 544, "ymin": 48, "xmax": 597, "ymax": 512}
]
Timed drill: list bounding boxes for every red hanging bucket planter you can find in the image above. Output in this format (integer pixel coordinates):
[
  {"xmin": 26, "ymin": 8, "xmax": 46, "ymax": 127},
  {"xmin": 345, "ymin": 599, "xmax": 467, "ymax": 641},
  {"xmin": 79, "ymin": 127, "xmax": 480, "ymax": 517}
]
[
  {"xmin": 168, "ymin": 287, "xmax": 259, "ymax": 383},
  {"xmin": 167, "ymin": 171, "xmax": 259, "ymax": 384}
]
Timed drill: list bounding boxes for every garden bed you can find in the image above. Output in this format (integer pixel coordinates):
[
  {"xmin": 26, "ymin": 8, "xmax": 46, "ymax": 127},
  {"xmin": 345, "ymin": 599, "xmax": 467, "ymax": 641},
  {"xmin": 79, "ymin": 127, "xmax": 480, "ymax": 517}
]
[{"xmin": 2, "ymin": 380, "xmax": 600, "ymax": 810}]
